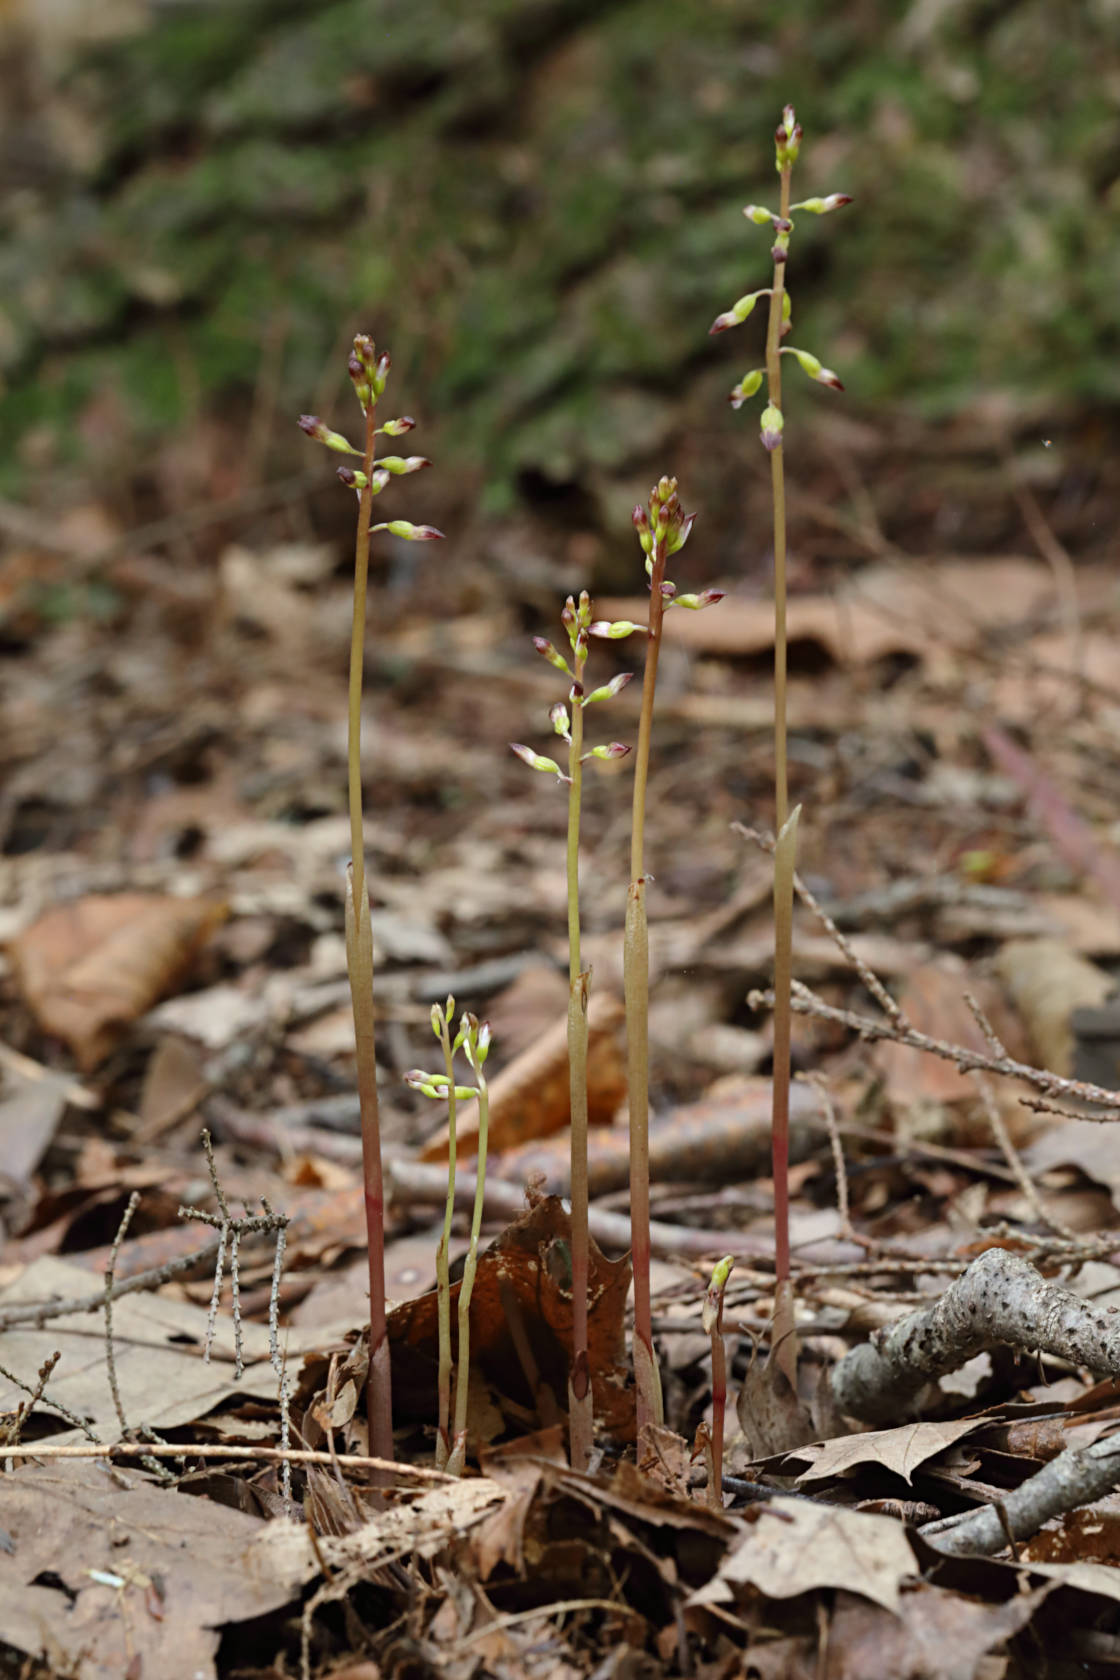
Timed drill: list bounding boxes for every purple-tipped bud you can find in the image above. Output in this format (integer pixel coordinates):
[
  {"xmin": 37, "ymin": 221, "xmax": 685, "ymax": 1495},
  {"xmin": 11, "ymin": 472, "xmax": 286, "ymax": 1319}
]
[
  {"xmin": 667, "ymin": 509, "xmax": 695, "ymax": 555},
  {"xmin": 576, "ymin": 589, "xmax": 592, "ymax": 627},
  {"xmin": 584, "ymin": 741, "xmax": 631, "ymax": 762},
  {"xmin": 660, "ymin": 580, "xmax": 677, "ymax": 599},
  {"xmin": 709, "ymin": 289, "xmax": 768, "ymax": 335},
  {"xmin": 589, "ymin": 619, "xmax": 647, "ymax": 639},
  {"xmin": 376, "ymin": 519, "xmax": 445, "ymax": 541},
  {"xmin": 729, "ymin": 369, "xmax": 765, "ymax": 409},
  {"xmin": 511, "ymin": 743, "xmax": 567, "ymax": 780},
  {"xmin": 549, "ymin": 701, "xmax": 571, "ymax": 739},
  {"xmin": 373, "ymin": 351, "xmax": 391, "ymax": 397},
  {"xmin": 632, "ymin": 504, "xmax": 650, "ymax": 533},
  {"xmin": 373, "ymin": 455, "xmax": 431, "ymax": 474},
  {"xmin": 348, "ymin": 353, "xmax": 372, "ymax": 413},
  {"xmin": 770, "ymin": 241, "xmax": 788, "ymax": 264},
  {"xmin": 584, "ymin": 671, "xmax": 633, "ymax": 704},
  {"xmin": 337, "ymin": 465, "xmax": 368, "ymax": 490},
  {"xmin": 792, "ymin": 194, "xmax": 852, "ymax": 215},
  {"xmin": 743, "ymin": 203, "xmax": 778, "ymax": 225},
  {"xmin": 352, "ymin": 334, "xmax": 377, "ymax": 373},
  {"xmin": 561, "ymin": 597, "xmax": 577, "ymax": 634},
  {"xmin": 671, "ymin": 588, "xmax": 725, "ymax": 611},
  {"xmin": 379, "ymin": 415, "xmax": 417, "ymax": 436},
  {"xmin": 760, "ymin": 403, "xmax": 784, "ymax": 451},
  {"xmin": 300, "ymin": 415, "xmax": 360, "ymax": 454},
  {"xmin": 532, "ymin": 636, "xmax": 572, "ymax": 673},
  {"xmin": 784, "ymin": 346, "xmax": 844, "ymax": 390}
]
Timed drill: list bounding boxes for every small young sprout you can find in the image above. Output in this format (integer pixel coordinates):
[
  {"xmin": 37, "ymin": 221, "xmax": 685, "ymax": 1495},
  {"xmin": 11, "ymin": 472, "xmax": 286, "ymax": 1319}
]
[
  {"xmin": 702, "ymin": 1255, "xmax": 735, "ymax": 1511},
  {"xmin": 297, "ymin": 335, "xmax": 446, "ymax": 1470}
]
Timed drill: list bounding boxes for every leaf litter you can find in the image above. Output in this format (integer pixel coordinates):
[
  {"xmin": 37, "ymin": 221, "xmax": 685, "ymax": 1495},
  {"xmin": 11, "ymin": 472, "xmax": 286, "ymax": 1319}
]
[{"xmin": 4, "ymin": 431, "xmax": 1120, "ymax": 1677}]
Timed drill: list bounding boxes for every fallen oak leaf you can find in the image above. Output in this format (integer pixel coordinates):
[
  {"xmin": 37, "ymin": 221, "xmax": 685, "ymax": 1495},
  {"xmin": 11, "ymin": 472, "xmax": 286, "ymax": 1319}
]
[
  {"xmin": 8, "ymin": 893, "xmax": 226, "ymax": 1070},
  {"xmin": 790, "ymin": 1417, "xmax": 988, "ymax": 1486}
]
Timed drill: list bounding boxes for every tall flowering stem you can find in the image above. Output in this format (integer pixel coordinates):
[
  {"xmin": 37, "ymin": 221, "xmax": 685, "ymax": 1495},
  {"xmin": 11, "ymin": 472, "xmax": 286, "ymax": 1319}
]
[
  {"xmin": 299, "ymin": 339, "xmax": 444, "ymax": 1469},
  {"xmin": 710, "ymin": 110, "xmax": 850, "ymax": 1334},
  {"xmin": 617, "ymin": 479, "xmax": 721, "ymax": 1433},
  {"xmin": 702, "ymin": 1255, "xmax": 735, "ymax": 1510},
  {"xmin": 512, "ymin": 595, "xmax": 632, "ymax": 1469}
]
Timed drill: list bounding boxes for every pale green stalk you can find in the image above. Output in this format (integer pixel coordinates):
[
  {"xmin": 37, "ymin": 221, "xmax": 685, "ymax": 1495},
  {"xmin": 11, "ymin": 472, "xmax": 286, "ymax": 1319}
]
[
  {"xmin": 703, "ymin": 1256, "xmax": 735, "ymax": 1510},
  {"xmin": 566, "ymin": 642, "xmax": 593, "ymax": 1472},
  {"xmin": 433, "ymin": 1001, "xmax": 458, "ymax": 1470},
  {"xmin": 346, "ymin": 395, "xmax": 392, "ymax": 1468},
  {"xmin": 448, "ymin": 1025, "xmax": 490, "ymax": 1476},
  {"xmin": 626, "ymin": 535, "xmax": 668, "ymax": 1435}
]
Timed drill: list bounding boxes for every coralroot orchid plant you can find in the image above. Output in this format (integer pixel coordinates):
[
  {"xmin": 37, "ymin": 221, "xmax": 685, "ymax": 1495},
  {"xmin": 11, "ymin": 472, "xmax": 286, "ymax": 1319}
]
[
  {"xmin": 710, "ymin": 109, "xmax": 850, "ymax": 1360},
  {"xmin": 406, "ymin": 1012, "xmax": 492, "ymax": 1477},
  {"xmin": 511, "ymin": 591, "xmax": 632, "ymax": 1470},
  {"xmin": 619, "ymin": 477, "xmax": 723, "ymax": 1432},
  {"xmin": 298, "ymin": 336, "xmax": 444, "ymax": 1465}
]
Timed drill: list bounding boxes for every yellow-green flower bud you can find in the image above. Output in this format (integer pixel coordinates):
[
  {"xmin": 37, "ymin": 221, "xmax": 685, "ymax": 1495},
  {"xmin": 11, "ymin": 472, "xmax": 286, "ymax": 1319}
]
[{"xmin": 760, "ymin": 403, "xmax": 784, "ymax": 451}]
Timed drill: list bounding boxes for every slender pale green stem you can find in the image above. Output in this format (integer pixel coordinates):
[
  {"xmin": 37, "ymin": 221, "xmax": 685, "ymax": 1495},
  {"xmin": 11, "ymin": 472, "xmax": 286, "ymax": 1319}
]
[
  {"xmin": 566, "ymin": 649, "xmax": 593, "ymax": 1472},
  {"xmin": 763, "ymin": 161, "xmax": 797, "ymax": 1319},
  {"xmin": 450, "ymin": 1060, "xmax": 489, "ymax": 1474},
  {"xmin": 626, "ymin": 538, "xmax": 668, "ymax": 1434},
  {"xmin": 434, "ymin": 1009, "xmax": 458, "ymax": 1470},
  {"xmin": 704, "ymin": 1256, "xmax": 734, "ymax": 1511},
  {"xmin": 346, "ymin": 399, "xmax": 393, "ymax": 1467}
]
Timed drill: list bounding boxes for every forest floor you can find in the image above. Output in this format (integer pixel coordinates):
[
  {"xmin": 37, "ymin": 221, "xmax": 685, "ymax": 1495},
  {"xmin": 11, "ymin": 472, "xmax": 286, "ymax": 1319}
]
[{"xmin": 2, "ymin": 413, "xmax": 1120, "ymax": 1678}]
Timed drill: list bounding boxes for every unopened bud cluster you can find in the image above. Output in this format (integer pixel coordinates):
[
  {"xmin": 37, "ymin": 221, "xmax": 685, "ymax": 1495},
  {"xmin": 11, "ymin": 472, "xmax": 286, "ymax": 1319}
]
[
  {"xmin": 709, "ymin": 106, "xmax": 851, "ymax": 447},
  {"xmin": 623, "ymin": 475, "xmax": 725, "ymax": 615},
  {"xmin": 298, "ymin": 334, "xmax": 445, "ymax": 543},
  {"xmin": 511, "ymin": 589, "xmax": 634, "ymax": 784},
  {"xmin": 406, "ymin": 1006, "xmax": 491, "ymax": 1100}
]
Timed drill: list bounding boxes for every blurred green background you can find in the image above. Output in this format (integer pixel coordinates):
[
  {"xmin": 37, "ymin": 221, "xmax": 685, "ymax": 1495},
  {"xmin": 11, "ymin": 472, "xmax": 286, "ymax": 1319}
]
[{"xmin": 1, "ymin": 0, "xmax": 1117, "ymax": 547}]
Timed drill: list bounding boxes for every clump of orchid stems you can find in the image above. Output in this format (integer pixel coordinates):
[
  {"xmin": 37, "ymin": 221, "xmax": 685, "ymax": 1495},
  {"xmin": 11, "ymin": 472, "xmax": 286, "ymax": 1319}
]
[
  {"xmin": 298, "ymin": 336, "xmax": 444, "ymax": 1466},
  {"xmin": 709, "ymin": 109, "xmax": 850, "ymax": 1364},
  {"xmin": 511, "ymin": 590, "xmax": 632, "ymax": 1470},
  {"xmin": 407, "ymin": 1011, "xmax": 492, "ymax": 1476},
  {"xmin": 616, "ymin": 477, "xmax": 723, "ymax": 1433},
  {"xmin": 701, "ymin": 1255, "xmax": 735, "ymax": 1510}
]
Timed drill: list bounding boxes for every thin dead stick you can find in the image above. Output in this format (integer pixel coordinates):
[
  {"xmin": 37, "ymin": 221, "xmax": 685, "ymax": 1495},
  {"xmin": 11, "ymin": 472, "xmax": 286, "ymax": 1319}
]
[
  {"xmin": 922, "ymin": 1431, "xmax": 1120, "ymax": 1558},
  {"xmin": 0, "ymin": 1441, "xmax": 451, "ymax": 1477},
  {"xmin": 734, "ymin": 823, "xmax": 907, "ymax": 1027},
  {"xmin": 0, "ymin": 1234, "xmax": 225, "ymax": 1332},
  {"xmin": 831, "ymin": 1246, "xmax": 1120, "ymax": 1424},
  {"xmin": 0, "ymin": 1355, "xmax": 102, "ymax": 1446},
  {"xmin": 970, "ymin": 1070, "xmax": 1078, "ymax": 1244},
  {"xmin": 104, "ymin": 1193, "xmax": 140, "ymax": 1438},
  {"xmin": 757, "ymin": 980, "xmax": 1120, "ymax": 1112},
  {"xmin": 803, "ymin": 1073, "xmax": 868, "ymax": 1250}
]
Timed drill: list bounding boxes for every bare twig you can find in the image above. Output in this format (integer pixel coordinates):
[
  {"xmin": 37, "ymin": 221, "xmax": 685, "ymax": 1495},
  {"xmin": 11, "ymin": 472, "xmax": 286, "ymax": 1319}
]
[
  {"xmin": 104, "ymin": 1192, "xmax": 140, "ymax": 1438},
  {"xmin": 0, "ymin": 1355, "xmax": 101, "ymax": 1446},
  {"xmin": 831, "ymin": 1247, "xmax": 1120, "ymax": 1424},
  {"xmin": 753, "ymin": 981, "xmax": 1120, "ymax": 1113},
  {"xmin": 0, "ymin": 1233, "xmax": 225, "ymax": 1332},
  {"xmin": 922, "ymin": 1431, "xmax": 1120, "ymax": 1558},
  {"xmin": 0, "ymin": 1441, "xmax": 451, "ymax": 1477}
]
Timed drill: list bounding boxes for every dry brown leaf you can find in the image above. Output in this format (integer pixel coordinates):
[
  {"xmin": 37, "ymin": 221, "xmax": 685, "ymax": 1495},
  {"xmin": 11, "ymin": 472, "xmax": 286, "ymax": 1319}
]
[
  {"xmin": 0, "ymin": 1459, "xmax": 316, "ymax": 1680},
  {"xmin": 993, "ymin": 937, "xmax": 1113, "ymax": 1077},
  {"xmin": 690, "ymin": 1496, "xmax": 917, "ymax": 1614},
  {"xmin": 791, "ymin": 1418, "xmax": 986, "ymax": 1486},
  {"xmin": 8, "ymin": 892, "xmax": 226, "ymax": 1069},
  {"xmin": 387, "ymin": 1194, "xmax": 633, "ymax": 1442},
  {"xmin": 824, "ymin": 1581, "xmax": 1048, "ymax": 1680}
]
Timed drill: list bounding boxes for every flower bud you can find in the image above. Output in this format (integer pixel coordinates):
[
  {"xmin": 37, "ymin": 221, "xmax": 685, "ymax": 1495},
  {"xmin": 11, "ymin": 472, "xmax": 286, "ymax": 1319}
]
[
  {"xmin": 337, "ymin": 465, "xmax": 368, "ymax": 490},
  {"xmin": 729, "ymin": 369, "xmax": 764, "ymax": 409},
  {"xmin": 775, "ymin": 107, "xmax": 802, "ymax": 168},
  {"xmin": 584, "ymin": 671, "xmax": 633, "ymax": 703},
  {"xmin": 379, "ymin": 415, "xmax": 416, "ymax": 436},
  {"xmin": 532, "ymin": 636, "xmax": 572, "ymax": 673},
  {"xmin": 549, "ymin": 701, "xmax": 571, "ymax": 738},
  {"xmin": 298, "ymin": 415, "xmax": 361, "ymax": 454},
  {"xmin": 589, "ymin": 619, "xmax": 647, "ymax": 639},
  {"xmin": 708, "ymin": 288, "xmax": 768, "ymax": 335},
  {"xmin": 430, "ymin": 1004, "xmax": 443, "ymax": 1037},
  {"xmin": 375, "ymin": 519, "xmax": 446, "ymax": 540},
  {"xmin": 784, "ymin": 346, "xmax": 844, "ymax": 389},
  {"xmin": 373, "ymin": 455, "xmax": 431, "ymax": 474},
  {"xmin": 348, "ymin": 354, "xmax": 371, "ymax": 411},
  {"xmin": 743, "ymin": 203, "xmax": 778, "ymax": 225},
  {"xmin": 659, "ymin": 580, "xmax": 677, "ymax": 599},
  {"xmin": 372, "ymin": 351, "xmax": 391, "ymax": 397},
  {"xmin": 760, "ymin": 403, "xmax": 784, "ymax": 451},
  {"xmin": 791, "ymin": 194, "xmax": 852, "ymax": 215},
  {"xmin": 584, "ymin": 741, "xmax": 631, "ymax": 761},
  {"xmin": 510, "ymin": 743, "xmax": 565, "ymax": 777},
  {"xmin": 670, "ymin": 588, "xmax": 725, "ymax": 610}
]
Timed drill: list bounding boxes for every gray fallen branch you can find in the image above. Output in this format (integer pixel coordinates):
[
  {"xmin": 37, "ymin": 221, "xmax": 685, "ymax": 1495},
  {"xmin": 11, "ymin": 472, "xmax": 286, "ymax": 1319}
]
[
  {"xmin": 921, "ymin": 1431, "xmax": 1120, "ymax": 1557},
  {"xmin": 830, "ymin": 1246, "xmax": 1120, "ymax": 1425}
]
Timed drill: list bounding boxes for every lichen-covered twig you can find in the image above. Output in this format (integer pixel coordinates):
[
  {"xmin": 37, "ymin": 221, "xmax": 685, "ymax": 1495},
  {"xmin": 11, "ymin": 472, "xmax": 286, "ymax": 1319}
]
[
  {"xmin": 831, "ymin": 1246, "xmax": 1120, "ymax": 1425},
  {"xmin": 922, "ymin": 1431, "xmax": 1120, "ymax": 1558}
]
